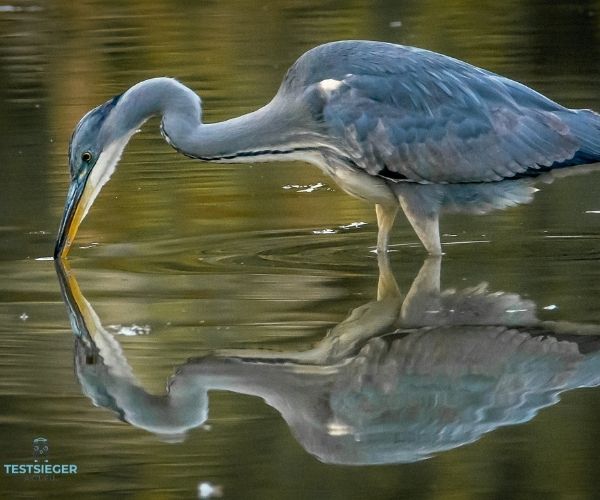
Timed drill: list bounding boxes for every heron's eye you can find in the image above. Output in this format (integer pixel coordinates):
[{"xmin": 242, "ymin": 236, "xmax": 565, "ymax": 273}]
[{"xmin": 81, "ymin": 151, "xmax": 93, "ymax": 163}]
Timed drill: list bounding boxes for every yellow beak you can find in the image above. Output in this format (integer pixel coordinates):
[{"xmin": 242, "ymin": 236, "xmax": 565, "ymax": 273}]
[{"xmin": 54, "ymin": 173, "xmax": 94, "ymax": 259}]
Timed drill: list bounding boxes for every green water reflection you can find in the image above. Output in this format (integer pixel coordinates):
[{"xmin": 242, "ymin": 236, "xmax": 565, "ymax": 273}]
[
  {"xmin": 2, "ymin": 0, "xmax": 600, "ymax": 498},
  {"xmin": 57, "ymin": 256, "xmax": 600, "ymax": 466}
]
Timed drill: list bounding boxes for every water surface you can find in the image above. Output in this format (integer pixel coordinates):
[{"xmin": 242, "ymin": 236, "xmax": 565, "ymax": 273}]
[{"xmin": 2, "ymin": 1, "xmax": 600, "ymax": 498}]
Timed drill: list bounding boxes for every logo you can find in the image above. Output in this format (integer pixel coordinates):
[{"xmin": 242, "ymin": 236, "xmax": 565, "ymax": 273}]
[
  {"xmin": 3, "ymin": 437, "xmax": 78, "ymax": 479},
  {"xmin": 33, "ymin": 437, "xmax": 49, "ymax": 463}
]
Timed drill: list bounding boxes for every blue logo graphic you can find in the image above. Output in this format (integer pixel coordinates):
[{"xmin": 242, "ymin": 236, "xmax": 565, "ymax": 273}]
[
  {"xmin": 33, "ymin": 437, "xmax": 49, "ymax": 463},
  {"xmin": 3, "ymin": 437, "xmax": 78, "ymax": 478}
]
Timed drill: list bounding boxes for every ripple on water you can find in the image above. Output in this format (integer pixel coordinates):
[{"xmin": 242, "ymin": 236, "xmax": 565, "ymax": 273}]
[{"xmin": 76, "ymin": 227, "xmax": 383, "ymax": 277}]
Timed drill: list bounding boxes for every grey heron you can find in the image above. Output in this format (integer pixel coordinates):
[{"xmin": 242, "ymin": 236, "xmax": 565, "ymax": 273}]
[{"xmin": 54, "ymin": 40, "xmax": 600, "ymax": 258}]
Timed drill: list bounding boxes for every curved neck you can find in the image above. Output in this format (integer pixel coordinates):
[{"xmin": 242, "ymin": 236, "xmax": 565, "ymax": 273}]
[{"xmin": 107, "ymin": 77, "xmax": 316, "ymax": 162}]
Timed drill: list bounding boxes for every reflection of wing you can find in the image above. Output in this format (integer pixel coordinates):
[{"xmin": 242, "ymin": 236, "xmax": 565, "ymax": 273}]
[
  {"xmin": 180, "ymin": 256, "xmax": 600, "ymax": 465},
  {"xmin": 401, "ymin": 282, "xmax": 538, "ymax": 327},
  {"xmin": 326, "ymin": 327, "xmax": 600, "ymax": 464},
  {"xmin": 299, "ymin": 42, "xmax": 600, "ymax": 183},
  {"xmin": 179, "ymin": 326, "xmax": 600, "ymax": 466}
]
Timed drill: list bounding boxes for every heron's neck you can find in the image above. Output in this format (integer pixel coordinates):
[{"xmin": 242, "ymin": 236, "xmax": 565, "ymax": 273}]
[{"xmin": 113, "ymin": 78, "xmax": 316, "ymax": 162}]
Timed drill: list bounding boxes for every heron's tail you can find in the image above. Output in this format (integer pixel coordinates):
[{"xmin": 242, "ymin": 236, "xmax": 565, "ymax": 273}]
[{"xmin": 558, "ymin": 109, "xmax": 600, "ymax": 167}]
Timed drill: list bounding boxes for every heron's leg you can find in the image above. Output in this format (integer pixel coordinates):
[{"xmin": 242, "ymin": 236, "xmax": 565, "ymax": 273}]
[
  {"xmin": 376, "ymin": 249, "xmax": 400, "ymax": 301},
  {"xmin": 375, "ymin": 203, "xmax": 399, "ymax": 253},
  {"xmin": 398, "ymin": 195, "xmax": 442, "ymax": 256},
  {"xmin": 400, "ymin": 256, "xmax": 441, "ymax": 325}
]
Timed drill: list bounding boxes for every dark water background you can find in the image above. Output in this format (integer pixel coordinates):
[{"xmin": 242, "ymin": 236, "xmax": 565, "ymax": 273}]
[{"xmin": 2, "ymin": 0, "xmax": 600, "ymax": 498}]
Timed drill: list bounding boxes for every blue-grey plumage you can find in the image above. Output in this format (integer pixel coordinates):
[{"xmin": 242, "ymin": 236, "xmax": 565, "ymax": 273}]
[
  {"xmin": 55, "ymin": 40, "xmax": 600, "ymax": 258},
  {"xmin": 295, "ymin": 42, "xmax": 600, "ymax": 182}
]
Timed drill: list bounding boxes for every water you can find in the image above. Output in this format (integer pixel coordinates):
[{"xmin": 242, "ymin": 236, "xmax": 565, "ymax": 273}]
[{"xmin": 2, "ymin": 0, "xmax": 600, "ymax": 498}]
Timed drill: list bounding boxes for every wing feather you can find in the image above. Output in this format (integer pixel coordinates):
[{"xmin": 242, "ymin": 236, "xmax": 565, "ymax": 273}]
[{"xmin": 308, "ymin": 46, "xmax": 594, "ymax": 183}]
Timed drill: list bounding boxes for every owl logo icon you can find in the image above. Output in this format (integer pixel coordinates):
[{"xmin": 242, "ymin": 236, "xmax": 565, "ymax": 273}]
[{"xmin": 32, "ymin": 437, "xmax": 49, "ymax": 463}]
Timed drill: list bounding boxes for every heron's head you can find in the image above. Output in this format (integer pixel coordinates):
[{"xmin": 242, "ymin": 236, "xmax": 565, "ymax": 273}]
[
  {"xmin": 54, "ymin": 78, "xmax": 203, "ymax": 258},
  {"xmin": 54, "ymin": 94, "xmax": 129, "ymax": 258}
]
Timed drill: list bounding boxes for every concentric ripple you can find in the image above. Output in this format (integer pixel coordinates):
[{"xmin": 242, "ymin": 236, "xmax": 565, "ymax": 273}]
[{"xmin": 77, "ymin": 227, "xmax": 386, "ymax": 276}]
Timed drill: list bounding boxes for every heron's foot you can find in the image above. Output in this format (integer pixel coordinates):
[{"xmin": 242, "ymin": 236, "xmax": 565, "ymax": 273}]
[
  {"xmin": 398, "ymin": 198, "xmax": 442, "ymax": 257},
  {"xmin": 375, "ymin": 204, "xmax": 399, "ymax": 255},
  {"xmin": 427, "ymin": 247, "xmax": 444, "ymax": 257}
]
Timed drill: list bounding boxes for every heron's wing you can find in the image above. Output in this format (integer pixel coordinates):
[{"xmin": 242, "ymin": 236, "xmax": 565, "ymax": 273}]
[{"xmin": 313, "ymin": 49, "xmax": 600, "ymax": 183}]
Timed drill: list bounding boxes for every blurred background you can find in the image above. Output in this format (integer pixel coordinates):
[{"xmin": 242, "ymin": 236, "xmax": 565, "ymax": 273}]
[
  {"xmin": 3, "ymin": 0, "xmax": 600, "ymax": 255},
  {"xmin": 1, "ymin": 0, "xmax": 600, "ymax": 498}
]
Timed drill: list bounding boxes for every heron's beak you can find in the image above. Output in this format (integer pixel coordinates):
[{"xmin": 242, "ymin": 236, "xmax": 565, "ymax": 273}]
[
  {"xmin": 54, "ymin": 172, "xmax": 94, "ymax": 259},
  {"xmin": 54, "ymin": 133, "xmax": 133, "ymax": 259}
]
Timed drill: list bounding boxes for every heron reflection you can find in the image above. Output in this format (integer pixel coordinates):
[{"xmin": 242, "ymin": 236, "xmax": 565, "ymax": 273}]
[{"xmin": 56, "ymin": 253, "xmax": 600, "ymax": 464}]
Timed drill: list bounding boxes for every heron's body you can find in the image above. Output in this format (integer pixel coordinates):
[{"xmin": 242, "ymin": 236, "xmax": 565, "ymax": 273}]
[{"xmin": 55, "ymin": 40, "xmax": 600, "ymax": 258}]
